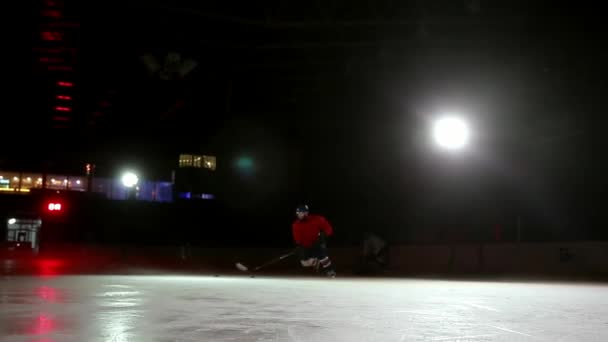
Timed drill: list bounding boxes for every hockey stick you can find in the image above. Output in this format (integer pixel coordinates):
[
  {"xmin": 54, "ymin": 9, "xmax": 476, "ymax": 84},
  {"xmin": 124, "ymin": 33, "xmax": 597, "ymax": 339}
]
[{"xmin": 236, "ymin": 249, "xmax": 296, "ymax": 273}]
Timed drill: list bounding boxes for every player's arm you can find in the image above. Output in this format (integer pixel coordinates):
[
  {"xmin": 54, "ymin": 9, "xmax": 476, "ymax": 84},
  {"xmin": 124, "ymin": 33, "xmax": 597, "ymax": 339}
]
[
  {"xmin": 319, "ymin": 216, "xmax": 333, "ymax": 237},
  {"xmin": 292, "ymin": 223, "xmax": 302, "ymax": 245}
]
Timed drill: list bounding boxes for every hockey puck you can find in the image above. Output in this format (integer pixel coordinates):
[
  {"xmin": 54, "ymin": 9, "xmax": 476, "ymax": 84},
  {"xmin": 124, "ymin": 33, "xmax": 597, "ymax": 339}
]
[{"xmin": 250, "ymin": 275, "xmax": 255, "ymax": 278}]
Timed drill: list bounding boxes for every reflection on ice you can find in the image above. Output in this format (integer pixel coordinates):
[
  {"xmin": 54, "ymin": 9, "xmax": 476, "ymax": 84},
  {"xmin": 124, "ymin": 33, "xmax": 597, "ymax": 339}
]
[
  {"xmin": 36, "ymin": 286, "xmax": 60, "ymax": 303},
  {"xmin": 97, "ymin": 310, "xmax": 142, "ymax": 342},
  {"xmin": 30, "ymin": 314, "xmax": 56, "ymax": 335},
  {"xmin": 96, "ymin": 286, "xmax": 143, "ymax": 342}
]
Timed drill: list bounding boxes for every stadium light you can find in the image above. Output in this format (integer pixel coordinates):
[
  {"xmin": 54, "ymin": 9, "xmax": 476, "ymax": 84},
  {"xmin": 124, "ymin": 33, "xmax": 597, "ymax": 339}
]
[
  {"xmin": 121, "ymin": 172, "xmax": 139, "ymax": 188},
  {"xmin": 432, "ymin": 116, "xmax": 470, "ymax": 150},
  {"xmin": 8, "ymin": 218, "xmax": 16, "ymax": 225}
]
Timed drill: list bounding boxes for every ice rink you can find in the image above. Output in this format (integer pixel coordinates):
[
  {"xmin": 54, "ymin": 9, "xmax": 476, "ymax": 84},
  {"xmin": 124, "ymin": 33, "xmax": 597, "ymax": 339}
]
[{"xmin": 1, "ymin": 275, "xmax": 607, "ymax": 341}]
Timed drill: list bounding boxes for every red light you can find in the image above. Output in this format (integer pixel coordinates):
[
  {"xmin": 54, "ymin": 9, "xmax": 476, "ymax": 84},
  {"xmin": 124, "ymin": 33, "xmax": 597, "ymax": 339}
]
[
  {"xmin": 54, "ymin": 106, "xmax": 71, "ymax": 112},
  {"xmin": 52, "ymin": 116, "xmax": 70, "ymax": 122},
  {"xmin": 41, "ymin": 31, "xmax": 63, "ymax": 41},
  {"xmin": 47, "ymin": 66, "xmax": 74, "ymax": 71},
  {"xmin": 35, "ymin": 259, "xmax": 64, "ymax": 279},
  {"xmin": 47, "ymin": 203, "xmax": 62, "ymax": 211},
  {"xmin": 41, "ymin": 9, "xmax": 62, "ymax": 18},
  {"xmin": 39, "ymin": 57, "xmax": 65, "ymax": 63},
  {"xmin": 56, "ymin": 95, "xmax": 71, "ymax": 100},
  {"xmin": 57, "ymin": 81, "xmax": 73, "ymax": 87}
]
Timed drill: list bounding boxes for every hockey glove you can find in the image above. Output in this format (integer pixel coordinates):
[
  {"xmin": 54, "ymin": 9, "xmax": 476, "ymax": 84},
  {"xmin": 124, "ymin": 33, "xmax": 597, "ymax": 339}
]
[{"xmin": 318, "ymin": 231, "xmax": 328, "ymax": 249}]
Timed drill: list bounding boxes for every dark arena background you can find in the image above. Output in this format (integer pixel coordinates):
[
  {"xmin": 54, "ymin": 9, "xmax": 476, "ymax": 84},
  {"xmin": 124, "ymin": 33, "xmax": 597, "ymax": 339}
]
[{"xmin": 1, "ymin": 1, "xmax": 606, "ymax": 341}]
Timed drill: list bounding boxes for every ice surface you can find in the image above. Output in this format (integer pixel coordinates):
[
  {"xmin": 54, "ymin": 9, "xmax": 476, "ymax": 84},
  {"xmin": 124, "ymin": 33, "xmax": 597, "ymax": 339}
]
[{"xmin": 1, "ymin": 275, "xmax": 607, "ymax": 341}]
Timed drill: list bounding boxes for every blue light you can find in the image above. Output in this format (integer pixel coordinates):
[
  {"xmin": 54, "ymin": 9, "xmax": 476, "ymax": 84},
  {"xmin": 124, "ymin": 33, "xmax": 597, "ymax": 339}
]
[{"xmin": 178, "ymin": 192, "xmax": 192, "ymax": 199}]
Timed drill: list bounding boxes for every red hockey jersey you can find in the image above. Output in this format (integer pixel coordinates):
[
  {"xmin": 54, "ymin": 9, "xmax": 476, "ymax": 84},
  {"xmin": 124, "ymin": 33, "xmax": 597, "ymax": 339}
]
[{"xmin": 292, "ymin": 215, "xmax": 333, "ymax": 248}]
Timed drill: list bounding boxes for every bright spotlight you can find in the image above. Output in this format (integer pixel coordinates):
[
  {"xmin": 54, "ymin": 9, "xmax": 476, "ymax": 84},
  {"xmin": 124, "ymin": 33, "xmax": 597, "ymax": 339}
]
[
  {"xmin": 433, "ymin": 116, "xmax": 470, "ymax": 150},
  {"xmin": 8, "ymin": 218, "xmax": 16, "ymax": 225},
  {"xmin": 121, "ymin": 172, "xmax": 139, "ymax": 188}
]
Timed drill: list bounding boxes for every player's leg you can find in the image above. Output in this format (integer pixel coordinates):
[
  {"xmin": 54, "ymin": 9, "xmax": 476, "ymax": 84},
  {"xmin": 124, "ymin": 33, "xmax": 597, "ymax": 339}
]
[
  {"xmin": 314, "ymin": 246, "xmax": 336, "ymax": 277},
  {"xmin": 299, "ymin": 247, "xmax": 317, "ymax": 268}
]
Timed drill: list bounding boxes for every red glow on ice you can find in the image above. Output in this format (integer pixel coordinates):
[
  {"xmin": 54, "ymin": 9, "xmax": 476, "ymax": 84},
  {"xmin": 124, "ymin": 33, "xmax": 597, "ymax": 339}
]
[
  {"xmin": 52, "ymin": 116, "xmax": 70, "ymax": 122},
  {"xmin": 57, "ymin": 81, "xmax": 73, "ymax": 87},
  {"xmin": 54, "ymin": 106, "xmax": 71, "ymax": 112},
  {"xmin": 29, "ymin": 314, "xmax": 56, "ymax": 335},
  {"xmin": 56, "ymin": 95, "xmax": 71, "ymax": 100},
  {"xmin": 37, "ymin": 286, "xmax": 60, "ymax": 303}
]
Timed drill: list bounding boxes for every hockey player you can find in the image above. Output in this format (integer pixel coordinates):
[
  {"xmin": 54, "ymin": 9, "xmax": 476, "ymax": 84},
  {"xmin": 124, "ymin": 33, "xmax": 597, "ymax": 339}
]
[
  {"xmin": 292, "ymin": 205, "xmax": 336, "ymax": 277},
  {"xmin": 356, "ymin": 232, "xmax": 389, "ymax": 275}
]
